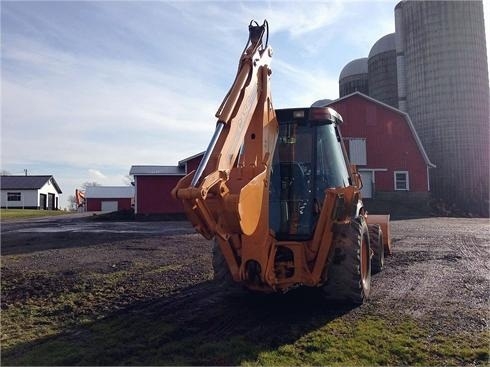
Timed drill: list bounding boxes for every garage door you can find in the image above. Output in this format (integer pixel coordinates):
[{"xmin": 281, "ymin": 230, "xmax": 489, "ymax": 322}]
[
  {"xmin": 101, "ymin": 201, "xmax": 118, "ymax": 212},
  {"xmin": 360, "ymin": 171, "xmax": 373, "ymax": 199}
]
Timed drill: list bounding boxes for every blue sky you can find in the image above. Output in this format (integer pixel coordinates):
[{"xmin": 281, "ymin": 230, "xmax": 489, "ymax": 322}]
[{"xmin": 1, "ymin": 1, "xmax": 489, "ymax": 209}]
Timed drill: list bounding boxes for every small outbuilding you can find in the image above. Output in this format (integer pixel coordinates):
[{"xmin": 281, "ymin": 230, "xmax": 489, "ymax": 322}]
[
  {"xmin": 0, "ymin": 175, "xmax": 62, "ymax": 210},
  {"xmin": 130, "ymin": 152, "xmax": 203, "ymax": 217},
  {"xmin": 129, "ymin": 152, "xmax": 204, "ymax": 217},
  {"xmin": 85, "ymin": 186, "xmax": 134, "ymax": 212}
]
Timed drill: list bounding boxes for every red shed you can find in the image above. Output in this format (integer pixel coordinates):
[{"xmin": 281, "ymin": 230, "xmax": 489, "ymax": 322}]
[
  {"xmin": 325, "ymin": 92, "xmax": 435, "ymax": 206},
  {"xmin": 130, "ymin": 152, "xmax": 203, "ymax": 216},
  {"xmin": 85, "ymin": 186, "xmax": 134, "ymax": 212}
]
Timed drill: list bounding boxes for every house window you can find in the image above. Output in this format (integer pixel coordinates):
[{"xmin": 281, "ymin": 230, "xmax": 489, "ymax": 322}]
[
  {"xmin": 348, "ymin": 138, "xmax": 367, "ymax": 165},
  {"xmin": 7, "ymin": 192, "xmax": 21, "ymax": 201},
  {"xmin": 394, "ymin": 171, "xmax": 409, "ymax": 191}
]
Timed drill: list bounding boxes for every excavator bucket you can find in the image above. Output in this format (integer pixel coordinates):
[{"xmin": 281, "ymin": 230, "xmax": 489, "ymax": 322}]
[{"xmin": 366, "ymin": 214, "xmax": 391, "ymax": 255}]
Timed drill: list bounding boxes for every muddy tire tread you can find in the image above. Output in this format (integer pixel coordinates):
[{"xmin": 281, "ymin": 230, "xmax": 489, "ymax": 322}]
[
  {"xmin": 369, "ymin": 224, "xmax": 384, "ymax": 274},
  {"xmin": 321, "ymin": 217, "xmax": 371, "ymax": 304}
]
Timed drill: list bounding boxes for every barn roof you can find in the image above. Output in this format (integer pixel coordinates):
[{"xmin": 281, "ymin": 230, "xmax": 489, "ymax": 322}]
[
  {"xmin": 0, "ymin": 175, "xmax": 62, "ymax": 193},
  {"xmin": 129, "ymin": 165, "xmax": 185, "ymax": 176},
  {"xmin": 85, "ymin": 186, "xmax": 134, "ymax": 199},
  {"xmin": 326, "ymin": 92, "xmax": 436, "ymax": 168},
  {"xmin": 177, "ymin": 151, "xmax": 205, "ymax": 167}
]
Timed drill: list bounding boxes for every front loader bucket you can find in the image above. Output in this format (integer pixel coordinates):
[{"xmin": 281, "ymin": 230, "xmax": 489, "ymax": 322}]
[{"xmin": 366, "ymin": 214, "xmax": 391, "ymax": 255}]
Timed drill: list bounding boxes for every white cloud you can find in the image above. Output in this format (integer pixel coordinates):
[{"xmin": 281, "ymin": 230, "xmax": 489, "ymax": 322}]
[
  {"xmin": 88, "ymin": 169, "xmax": 107, "ymax": 181},
  {"xmin": 0, "ymin": 1, "xmax": 362, "ymax": 209},
  {"xmin": 3, "ymin": 0, "xmax": 486, "ymax": 211},
  {"xmin": 273, "ymin": 58, "xmax": 339, "ymax": 106},
  {"xmin": 1, "ymin": 37, "xmax": 219, "ymax": 169},
  {"xmin": 267, "ymin": 1, "xmax": 345, "ymax": 38}
]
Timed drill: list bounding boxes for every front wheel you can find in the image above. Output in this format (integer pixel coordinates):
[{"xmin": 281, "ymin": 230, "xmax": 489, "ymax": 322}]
[
  {"xmin": 321, "ymin": 217, "xmax": 371, "ymax": 304},
  {"xmin": 369, "ymin": 224, "xmax": 384, "ymax": 274}
]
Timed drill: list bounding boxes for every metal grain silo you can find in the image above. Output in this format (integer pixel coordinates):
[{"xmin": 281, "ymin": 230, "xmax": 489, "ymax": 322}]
[
  {"xmin": 339, "ymin": 58, "xmax": 369, "ymax": 97},
  {"xmin": 395, "ymin": 0, "xmax": 489, "ymax": 215},
  {"xmin": 368, "ymin": 33, "xmax": 399, "ymax": 108}
]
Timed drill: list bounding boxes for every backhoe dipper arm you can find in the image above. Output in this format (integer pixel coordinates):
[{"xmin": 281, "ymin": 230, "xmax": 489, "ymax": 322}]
[{"xmin": 172, "ymin": 20, "xmax": 278, "ymax": 240}]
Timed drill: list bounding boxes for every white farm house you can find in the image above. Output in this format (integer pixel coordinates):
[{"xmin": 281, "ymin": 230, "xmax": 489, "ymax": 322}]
[{"xmin": 0, "ymin": 175, "xmax": 62, "ymax": 210}]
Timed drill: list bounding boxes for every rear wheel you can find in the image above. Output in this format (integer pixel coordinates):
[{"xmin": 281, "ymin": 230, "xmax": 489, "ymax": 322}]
[
  {"xmin": 369, "ymin": 224, "xmax": 384, "ymax": 274},
  {"xmin": 212, "ymin": 241, "xmax": 234, "ymax": 287},
  {"xmin": 321, "ymin": 217, "xmax": 371, "ymax": 304}
]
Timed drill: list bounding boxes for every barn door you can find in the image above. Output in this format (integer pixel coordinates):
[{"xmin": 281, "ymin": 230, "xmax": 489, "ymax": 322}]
[
  {"xmin": 39, "ymin": 194, "xmax": 47, "ymax": 209},
  {"xmin": 359, "ymin": 171, "xmax": 373, "ymax": 199},
  {"xmin": 48, "ymin": 193, "xmax": 55, "ymax": 210},
  {"xmin": 101, "ymin": 201, "xmax": 118, "ymax": 212}
]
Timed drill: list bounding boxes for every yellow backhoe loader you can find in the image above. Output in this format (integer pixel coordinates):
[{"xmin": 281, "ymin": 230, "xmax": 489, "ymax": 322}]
[{"xmin": 173, "ymin": 20, "xmax": 391, "ymax": 303}]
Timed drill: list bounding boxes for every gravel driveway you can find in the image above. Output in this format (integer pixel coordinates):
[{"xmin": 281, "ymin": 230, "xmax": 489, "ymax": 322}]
[{"xmin": 1, "ymin": 216, "xmax": 489, "ymax": 365}]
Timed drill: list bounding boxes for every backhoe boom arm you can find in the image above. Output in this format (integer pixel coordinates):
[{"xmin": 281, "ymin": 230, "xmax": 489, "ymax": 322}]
[{"xmin": 172, "ymin": 20, "xmax": 278, "ymax": 240}]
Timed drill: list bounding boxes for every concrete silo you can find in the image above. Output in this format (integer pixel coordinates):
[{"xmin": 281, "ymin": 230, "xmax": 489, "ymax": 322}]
[
  {"xmin": 339, "ymin": 57, "xmax": 369, "ymax": 97},
  {"xmin": 368, "ymin": 33, "xmax": 398, "ymax": 108},
  {"xmin": 395, "ymin": 0, "xmax": 489, "ymax": 215}
]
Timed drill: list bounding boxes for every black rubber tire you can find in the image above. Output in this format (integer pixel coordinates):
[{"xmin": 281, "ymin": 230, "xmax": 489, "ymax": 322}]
[
  {"xmin": 212, "ymin": 240, "xmax": 234, "ymax": 288},
  {"xmin": 369, "ymin": 224, "xmax": 384, "ymax": 274},
  {"xmin": 321, "ymin": 217, "xmax": 371, "ymax": 304}
]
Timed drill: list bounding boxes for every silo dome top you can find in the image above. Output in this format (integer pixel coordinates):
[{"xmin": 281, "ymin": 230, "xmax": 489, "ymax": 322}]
[
  {"xmin": 339, "ymin": 57, "xmax": 368, "ymax": 81},
  {"xmin": 368, "ymin": 33, "xmax": 396, "ymax": 58},
  {"xmin": 311, "ymin": 99, "xmax": 333, "ymax": 107}
]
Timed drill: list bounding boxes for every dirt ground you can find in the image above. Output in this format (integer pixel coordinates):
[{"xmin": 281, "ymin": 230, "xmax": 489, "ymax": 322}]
[{"xmin": 1, "ymin": 216, "xmax": 489, "ymax": 365}]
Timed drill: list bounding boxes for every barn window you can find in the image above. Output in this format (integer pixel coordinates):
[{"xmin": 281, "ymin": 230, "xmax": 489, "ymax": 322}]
[
  {"xmin": 394, "ymin": 171, "xmax": 409, "ymax": 191},
  {"xmin": 348, "ymin": 138, "xmax": 367, "ymax": 165},
  {"xmin": 7, "ymin": 192, "xmax": 21, "ymax": 201}
]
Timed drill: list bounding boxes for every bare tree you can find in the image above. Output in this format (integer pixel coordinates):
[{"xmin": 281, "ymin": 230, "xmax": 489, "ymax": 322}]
[
  {"xmin": 67, "ymin": 195, "xmax": 77, "ymax": 211},
  {"xmin": 123, "ymin": 174, "xmax": 134, "ymax": 186},
  {"xmin": 0, "ymin": 170, "xmax": 11, "ymax": 175}
]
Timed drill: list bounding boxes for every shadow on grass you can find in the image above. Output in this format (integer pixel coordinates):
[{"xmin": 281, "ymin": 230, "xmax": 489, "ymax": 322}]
[{"xmin": 3, "ymin": 281, "xmax": 355, "ymax": 366}]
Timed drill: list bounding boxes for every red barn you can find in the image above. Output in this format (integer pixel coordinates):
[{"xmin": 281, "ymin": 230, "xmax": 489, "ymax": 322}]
[
  {"xmin": 85, "ymin": 186, "xmax": 134, "ymax": 212},
  {"xmin": 325, "ymin": 92, "xmax": 435, "ymax": 209},
  {"xmin": 130, "ymin": 152, "xmax": 203, "ymax": 216},
  {"xmin": 132, "ymin": 92, "xmax": 435, "ymax": 217}
]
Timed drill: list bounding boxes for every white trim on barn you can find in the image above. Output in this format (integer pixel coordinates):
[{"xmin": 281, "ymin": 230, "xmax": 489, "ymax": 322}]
[
  {"xmin": 394, "ymin": 171, "xmax": 410, "ymax": 191},
  {"xmin": 358, "ymin": 168, "xmax": 388, "ymax": 198},
  {"xmin": 345, "ymin": 138, "xmax": 367, "ymax": 165}
]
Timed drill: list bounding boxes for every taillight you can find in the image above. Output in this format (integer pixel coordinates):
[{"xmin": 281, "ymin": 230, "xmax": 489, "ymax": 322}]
[{"xmin": 309, "ymin": 107, "xmax": 343, "ymax": 125}]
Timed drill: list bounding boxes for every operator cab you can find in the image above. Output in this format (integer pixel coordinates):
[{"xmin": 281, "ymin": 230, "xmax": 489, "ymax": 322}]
[{"xmin": 269, "ymin": 107, "xmax": 352, "ymax": 240}]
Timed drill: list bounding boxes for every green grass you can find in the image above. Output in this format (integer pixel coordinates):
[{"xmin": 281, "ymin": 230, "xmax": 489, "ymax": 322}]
[
  {"xmin": 2, "ymin": 266, "xmax": 489, "ymax": 365},
  {"xmin": 3, "ymin": 298, "xmax": 488, "ymax": 366},
  {"xmin": 2, "ymin": 251, "xmax": 488, "ymax": 366},
  {"xmin": 0, "ymin": 209, "xmax": 72, "ymax": 220},
  {"xmin": 248, "ymin": 317, "xmax": 489, "ymax": 366}
]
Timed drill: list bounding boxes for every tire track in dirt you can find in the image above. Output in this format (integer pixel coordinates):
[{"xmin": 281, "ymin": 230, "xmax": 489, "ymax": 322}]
[
  {"xmin": 2, "ymin": 216, "xmax": 489, "ymax": 364},
  {"xmin": 367, "ymin": 218, "xmax": 489, "ymax": 333}
]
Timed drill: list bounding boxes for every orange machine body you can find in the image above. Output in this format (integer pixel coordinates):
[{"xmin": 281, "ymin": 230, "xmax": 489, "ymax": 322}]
[{"xmin": 173, "ymin": 20, "xmax": 390, "ymax": 296}]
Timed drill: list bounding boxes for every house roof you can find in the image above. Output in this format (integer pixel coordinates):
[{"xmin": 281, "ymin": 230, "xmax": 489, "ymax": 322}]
[
  {"xmin": 129, "ymin": 165, "xmax": 186, "ymax": 176},
  {"xmin": 85, "ymin": 186, "xmax": 134, "ymax": 199},
  {"xmin": 130, "ymin": 152, "xmax": 205, "ymax": 177},
  {"xmin": 325, "ymin": 91, "xmax": 436, "ymax": 168},
  {"xmin": 0, "ymin": 175, "xmax": 63, "ymax": 193}
]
